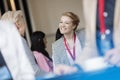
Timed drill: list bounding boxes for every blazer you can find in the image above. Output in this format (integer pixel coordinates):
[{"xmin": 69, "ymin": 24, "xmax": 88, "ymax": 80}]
[
  {"xmin": 52, "ymin": 29, "xmax": 86, "ymax": 67},
  {"xmin": 82, "ymin": 0, "xmax": 120, "ymax": 57}
]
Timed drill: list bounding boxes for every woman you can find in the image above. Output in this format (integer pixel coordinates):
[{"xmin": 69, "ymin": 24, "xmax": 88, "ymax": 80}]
[
  {"xmin": 1, "ymin": 10, "xmax": 47, "ymax": 77},
  {"xmin": 52, "ymin": 12, "xmax": 85, "ymax": 70},
  {"xmin": 31, "ymin": 31, "xmax": 53, "ymax": 73},
  {"xmin": 0, "ymin": 10, "xmax": 35, "ymax": 79}
]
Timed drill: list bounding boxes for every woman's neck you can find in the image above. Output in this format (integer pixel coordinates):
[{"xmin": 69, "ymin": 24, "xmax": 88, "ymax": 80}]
[
  {"xmin": 64, "ymin": 32, "xmax": 75, "ymax": 49},
  {"xmin": 64, "ymin": 32, "xmax": 75, "ymax": 40}
]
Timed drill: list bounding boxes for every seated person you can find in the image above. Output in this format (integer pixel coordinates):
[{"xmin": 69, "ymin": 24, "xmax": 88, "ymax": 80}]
[
  {"xmin": 52, "ymin": 12, "xmax": 85, "ymax": 72},
  {"xmin": 0, "ymin": 20, "xmax": 35, "ymax": 80},
  {"xmin": 1, "ymin": 10, "xmax": 47, "ymax": 77},
  {"xmin": 31, "ymin": 31, "xmax": 53, "ymax": 72}
]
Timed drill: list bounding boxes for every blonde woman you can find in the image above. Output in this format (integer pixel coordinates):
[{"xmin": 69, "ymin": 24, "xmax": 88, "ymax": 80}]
[
  {"xmin": 52, "ymin": 12, "xmax": 85, "ymax": 70},
  {"xmin": 0, "ymin": 11, "xmax": 35, "ymax": 79},
  {"xmin": 1, "ymin": 10, "xmax": 47, "ymax": 77},
  {"xmin": 1, "ymin": 10, "xmax": 25, "ymax": 36}
]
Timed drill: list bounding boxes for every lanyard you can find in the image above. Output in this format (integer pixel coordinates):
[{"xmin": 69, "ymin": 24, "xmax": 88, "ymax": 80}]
[
  {"xmin": 64, "ymin": 33, "xmax": 76, "ymax": 61},
  {"xmin": 98, "ymin": 0, "xmax": 106, "ymax": 34}
]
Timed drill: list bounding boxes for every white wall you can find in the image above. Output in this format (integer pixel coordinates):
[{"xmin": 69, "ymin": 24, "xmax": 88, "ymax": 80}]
[{"xmin": 28, "ymin": 0, "xmax": 85, "ymax": 56}]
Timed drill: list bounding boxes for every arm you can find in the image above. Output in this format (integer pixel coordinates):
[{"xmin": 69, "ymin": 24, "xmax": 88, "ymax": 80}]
[
  {"xmin": 52, "ymin": 43, "xmax": 61, "ymax": 68},
  {"xmin": 34, "ymin": 52, "xmax": 51, "ymax": 72},
  {"xmin": 22, "ymin": 38, "xmax": 47, "ymax": 77}
]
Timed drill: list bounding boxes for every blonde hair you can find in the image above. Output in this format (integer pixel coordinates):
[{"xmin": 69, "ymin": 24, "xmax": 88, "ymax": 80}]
[
  {"xmin": 62, "ymin": 12, "xmax": 80, "ymax": 31},
  {"xmin": 1, "ymin": 10, "xmax": 24, "ymax": 25},
  {"xmin": 1, "ymin": 10, "xmax": 26, "ymax": 36}
]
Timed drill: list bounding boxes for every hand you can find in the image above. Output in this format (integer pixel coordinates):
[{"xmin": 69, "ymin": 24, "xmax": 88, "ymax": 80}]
[
  {"xmin": 54, "ymin": 64, "xmax": 77, "ymax": 75},
  {"xmin": 105, "ymin": 48, "xmax": 120, "ymax": 67}
]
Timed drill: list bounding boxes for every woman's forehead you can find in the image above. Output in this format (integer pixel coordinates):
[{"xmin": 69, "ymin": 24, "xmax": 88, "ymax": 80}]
[{"xmin": 61, "ymin": 16, "xmax": 73, "ymax": 22}]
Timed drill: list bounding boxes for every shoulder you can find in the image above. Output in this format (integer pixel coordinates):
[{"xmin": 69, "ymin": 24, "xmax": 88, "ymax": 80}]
[
  {"xmin": 75, "ymin": 28, "xmax": 85, "ymax": 40},
  {"xmin": 76, "ymin": 28, "xmax": 85, "ymax": 35},
  {"xmin": 76, "ymin": 28, "xmax": 85, "ymax": 48},
  {"xmin": 52, "ymin": 37, "xmax": 65, "ymax": 56},
  {"xmin": 0, "ymin": 20, "xmax": 16, "ymax": 30},
  {"xmin": 33, "ymin": 51, "xmax": 45, "ymax": 58},
  {"xmin": 33, "ymin": 51, "xmax": 43, "ymax": 56},
  {"xmin": 52, "ymin": 37, "xmax": 64, "ymax": 48}
]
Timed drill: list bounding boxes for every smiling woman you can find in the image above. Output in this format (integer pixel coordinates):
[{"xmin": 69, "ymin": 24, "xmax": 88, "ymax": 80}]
[{"xmin": 52, "ymin": 12, "xmax": 85, "ymax": 72}]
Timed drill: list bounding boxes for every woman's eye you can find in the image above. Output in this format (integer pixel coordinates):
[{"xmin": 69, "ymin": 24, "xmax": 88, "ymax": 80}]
[{"xmin": 66, "ymin": 23, "xmax": 69, "ymax": 24}]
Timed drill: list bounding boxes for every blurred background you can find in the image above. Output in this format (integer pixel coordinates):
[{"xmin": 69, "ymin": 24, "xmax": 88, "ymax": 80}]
[{"xmin": 0, "ymin": 0, "xmax": 85, "ymax": 57}]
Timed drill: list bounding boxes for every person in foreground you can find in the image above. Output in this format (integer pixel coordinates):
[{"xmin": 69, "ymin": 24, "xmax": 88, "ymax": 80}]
[
  {"xmin": 1, "ymin": 10, "xmax": 47, "ymax": 77},
  {"xmin": 0, "ymin": 11, "xmax": 35, "ymax": 79},
  {"xmin": 82, "ymin": 0, "xmax": 120, "ymax": 67}
]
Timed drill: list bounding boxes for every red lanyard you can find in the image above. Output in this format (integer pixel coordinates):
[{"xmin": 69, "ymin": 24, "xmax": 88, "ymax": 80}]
[
  {"xmin": 98, "ymin": 0, "xmax": 106, "ymax": 34},
  {"xmin": 64, "ymin": 33, "xmax": 76, "ymax": 61}
]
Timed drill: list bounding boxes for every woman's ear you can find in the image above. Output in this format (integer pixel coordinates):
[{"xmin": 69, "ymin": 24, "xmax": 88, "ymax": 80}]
[
  {"xmin": 72, "ymin": 25, "xmax": 76, "ymax": 30},
  {"xmin": 15, "ymin": 22, "xmax": 20, "ymax": 30}
]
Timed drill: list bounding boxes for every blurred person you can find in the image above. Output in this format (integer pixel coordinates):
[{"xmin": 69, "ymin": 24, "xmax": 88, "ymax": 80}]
[
  {"xmin": 1, "ymin": 10, "xmax": 47, "ymax": 77},
  {"xmin": 52, "ymin": 12, "xmax": 85, "ymax": 70},
  {"xmin": 0, "ymin": 10, "xmax": 35, "ymax": 79},
  {"xmin": 82, "ymin": 0, "xmax": 120, "ymax": 67},
  {"xmin": 31, "ymin": 31, "xmax": 53, "ymax": 73},
  {"xmin": 0, "ymin": 8, "xmax": 13, "ymax": 80}
]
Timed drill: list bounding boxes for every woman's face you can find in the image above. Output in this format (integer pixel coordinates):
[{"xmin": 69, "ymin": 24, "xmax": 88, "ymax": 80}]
[
  {"xmin": 16, "ymin": 17, "xmax": 26, "ymax": 37},
  {"xmin": 59, "ymin": 16, "xmax": 75, "ymax": 35},
  {"xmin": 19, "ymin": 21, "xmax": 26, "ymax": 36}
]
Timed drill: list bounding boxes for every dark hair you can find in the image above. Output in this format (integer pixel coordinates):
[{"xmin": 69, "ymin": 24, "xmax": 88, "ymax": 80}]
[
  {"xmin": 0, "ymin": 7, "xmax": 2, "ymax": 15},
  {"xmin": 31, "ymin": 31, "xmax": 52, "ymax": 61},
  {"xmin": 55, "ymin": 28, "xmax": 63, "ymax": 41}
]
